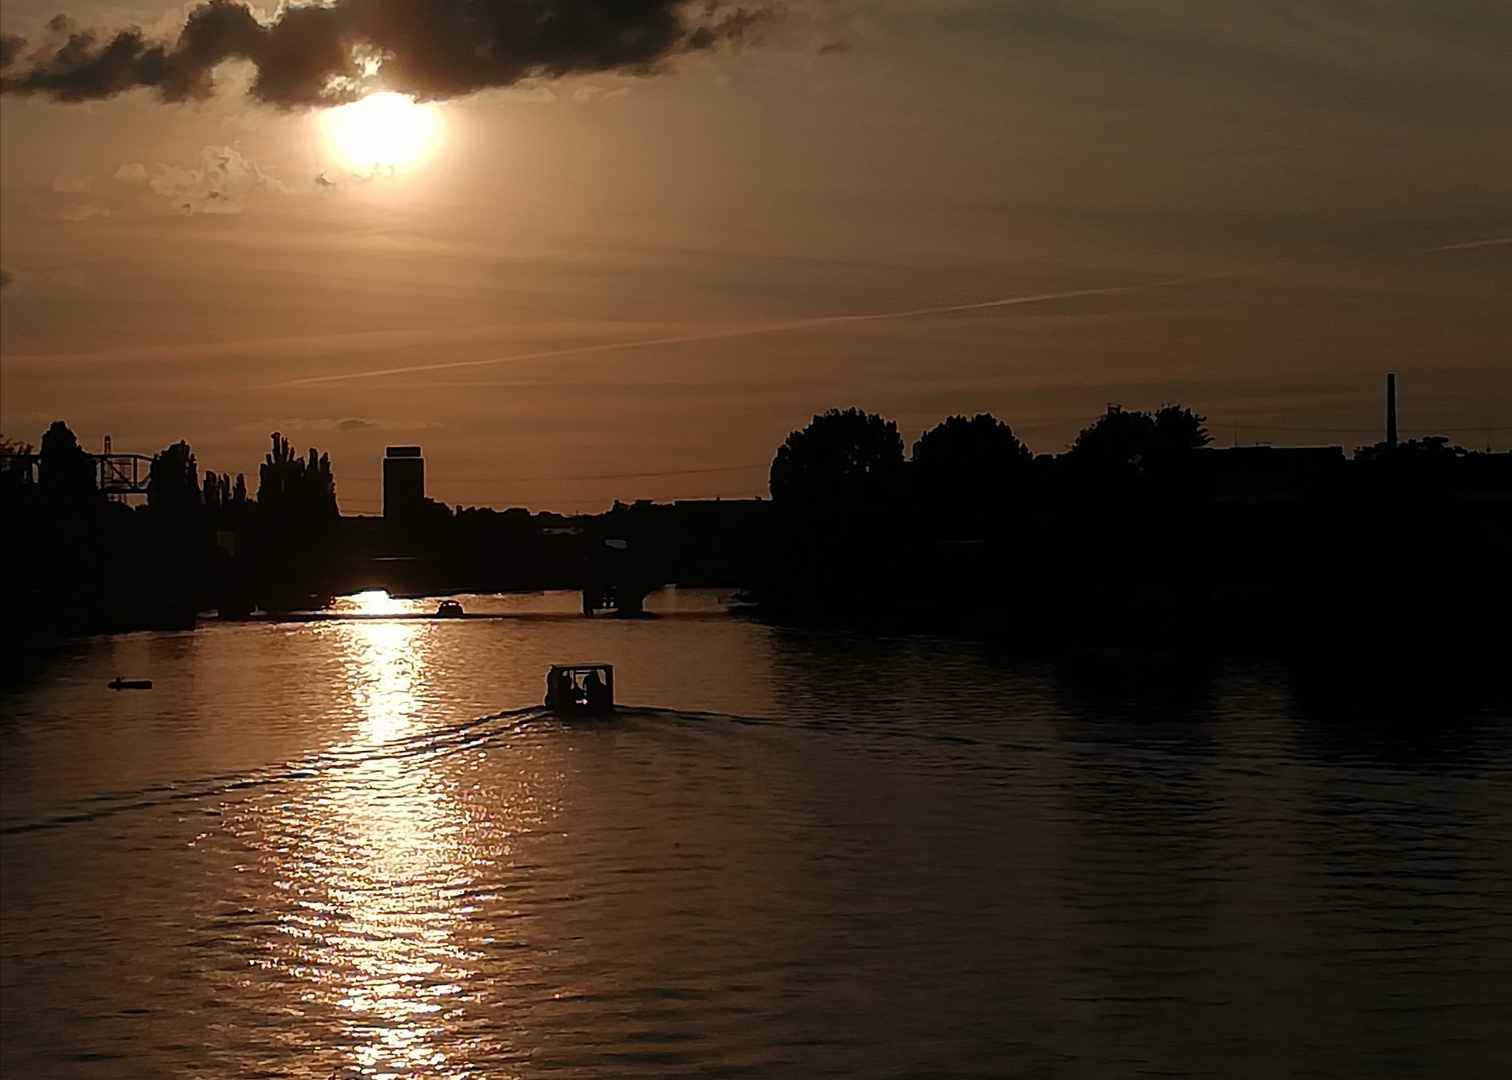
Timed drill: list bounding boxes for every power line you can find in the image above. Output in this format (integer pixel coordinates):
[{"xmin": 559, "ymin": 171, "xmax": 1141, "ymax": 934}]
[
  {"xmin": 432, "ymin": 464, "xmax": 768, "ymax": 484},
  {"xmin": 1231, "ymin": 424, "xmax": 1512, "ymax": 434},
  {"xmin": 432, "ymin": 427, "xmax": 1511, "ymax": 486}
]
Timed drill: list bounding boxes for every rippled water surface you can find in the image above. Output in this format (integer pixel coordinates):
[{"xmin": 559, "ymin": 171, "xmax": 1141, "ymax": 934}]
[{"xmin": 3, "ymin": 590, "xmax": 1510, "ymax": 1078}]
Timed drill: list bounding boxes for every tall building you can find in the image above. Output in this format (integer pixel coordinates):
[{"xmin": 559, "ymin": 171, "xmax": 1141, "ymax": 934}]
[{"xmin": 383, "ymin": 446, "xmax": 424, "ymax": 518}]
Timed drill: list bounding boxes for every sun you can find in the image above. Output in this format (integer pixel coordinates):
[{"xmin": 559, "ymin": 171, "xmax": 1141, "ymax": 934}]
[{"xmin": 322, "ymin": 93, "xmax": 441, "ymax": 173}]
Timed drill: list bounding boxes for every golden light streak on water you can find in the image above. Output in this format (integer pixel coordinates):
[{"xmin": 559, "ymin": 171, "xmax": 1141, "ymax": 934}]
[
  {"xmin": 267, "ymin": 619, "xmax": 492, "ymax": 1077},
  {"xmin": 340, "ymin": 589, "xmax": 412, "ymax": 618}
]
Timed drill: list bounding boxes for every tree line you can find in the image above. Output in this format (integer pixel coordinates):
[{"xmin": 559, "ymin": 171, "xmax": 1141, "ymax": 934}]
[
  {"xmin": 1, "ymin": 423, "xmax": 342, "ymax": 678},
  {"xmin": 3, "ymin": 402, "xmax": 1506, "ymax": 682},
  {"xmin": 770, "ymin": 404, "xmax": 1212, "ymax": 505},
  {"xmin": 756, "ymin": 405, "xmax": 1510, "ymax": 665}
]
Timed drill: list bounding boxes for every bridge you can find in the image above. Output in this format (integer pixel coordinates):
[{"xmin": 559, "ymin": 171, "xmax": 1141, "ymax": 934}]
[
  {"xmin": 96, "ymin": 452, "xmax": 153, "ymax": 497},
  {"xmin": 0, "ymin": 445, "xmax": 155, "ymax": 499}
]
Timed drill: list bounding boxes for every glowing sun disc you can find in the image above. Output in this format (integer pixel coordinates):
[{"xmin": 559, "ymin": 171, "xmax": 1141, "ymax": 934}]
[{"xmin": 323, "ymin": 92, "xmax": 440, "ymax": 172}]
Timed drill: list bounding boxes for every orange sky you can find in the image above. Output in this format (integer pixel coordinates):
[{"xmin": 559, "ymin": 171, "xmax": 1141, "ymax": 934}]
[{"xmin": 3, "ymin": 1, "xmax": 1509, "ymax": 513}]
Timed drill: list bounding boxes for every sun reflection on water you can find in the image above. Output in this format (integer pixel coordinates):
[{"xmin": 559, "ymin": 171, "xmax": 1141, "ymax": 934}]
[
  {"xmin": 339, "ymin": 588, "xmax": 412, "ymax": 618},
  {"xmin": 262, "ymin": 617, "xmax": 506, "ymax": 1077},
  {"xmin": 345, "ymin": 619, "xmax": 425, "ymax": 744}
]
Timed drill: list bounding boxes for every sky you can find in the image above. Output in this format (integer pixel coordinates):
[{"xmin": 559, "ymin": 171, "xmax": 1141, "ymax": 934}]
[{"xmin": 2, "ymin": 0, "xmax": 1509, "ymax": 514}]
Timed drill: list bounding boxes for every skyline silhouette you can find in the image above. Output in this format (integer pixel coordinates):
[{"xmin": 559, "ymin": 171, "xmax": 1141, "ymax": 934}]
[
  {"xmin": 7, "ymin": 392, "xmax": 1508, "ymax": 690},
  {"xmin": 5, "ymin": 372, "xmax": 1507, "ymax": 515},
  {"xmin": 4, "ymin": 4, "xmax": 1508, "ymax": 514}
]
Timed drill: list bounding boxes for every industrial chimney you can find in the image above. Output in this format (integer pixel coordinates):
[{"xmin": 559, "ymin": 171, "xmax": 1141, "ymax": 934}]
[{"xmin": 1385, "ymin": 373, "xmax": 1398, "ymax": 448}]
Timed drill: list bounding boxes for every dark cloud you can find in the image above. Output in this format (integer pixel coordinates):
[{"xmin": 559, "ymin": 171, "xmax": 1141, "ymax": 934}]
[
  {"xmin": 234, "ymin": 417, "xmax": 443, "ymax": 433},
  {"xmin": 0, "ymin": 0, "xmax": 772, "ymax": 108}
]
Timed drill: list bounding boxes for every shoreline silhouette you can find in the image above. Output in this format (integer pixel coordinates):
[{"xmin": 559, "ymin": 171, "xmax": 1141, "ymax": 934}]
[{"xmin": 4, "ymin": 395, "xmax": 1508, "ymax": 695}]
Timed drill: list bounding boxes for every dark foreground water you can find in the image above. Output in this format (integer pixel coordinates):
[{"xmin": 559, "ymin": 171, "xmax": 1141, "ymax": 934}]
[{"xmin": 3, "ymin": 590, "xmax": 1510, "ymax": 1079}]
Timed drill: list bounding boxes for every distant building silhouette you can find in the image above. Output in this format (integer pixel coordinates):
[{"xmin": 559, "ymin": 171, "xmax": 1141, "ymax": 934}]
[
  {"xmin": 1196, "ymin": 444, "xmax": 1346, "ymax": 503},
  {"xmin": 383, "ymin": 446, "xmax": 425, "ymax": 519}
]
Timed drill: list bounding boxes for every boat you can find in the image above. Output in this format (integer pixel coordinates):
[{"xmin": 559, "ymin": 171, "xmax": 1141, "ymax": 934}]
[
  {"xmin": 435, "ymin": 599, "xmax": 465, "ymax": 618},
  {"xmin": 545, "ymin": 664, "xmax": 614, "ymax": 715},
  {"xmin": 108, "ymin": 677, "xmax": 153, "ymax": 690}
]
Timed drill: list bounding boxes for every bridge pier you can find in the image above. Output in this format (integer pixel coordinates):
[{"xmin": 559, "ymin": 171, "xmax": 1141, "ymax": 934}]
[{"xmin": 582, "ymin": 583, "xmax": 652, "ymax": 618}]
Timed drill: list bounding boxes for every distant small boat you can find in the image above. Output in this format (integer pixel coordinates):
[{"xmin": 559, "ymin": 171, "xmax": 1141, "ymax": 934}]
[
  {"xmin": 435, "ymin": 599, "xmax": 465, "ymax": 618},
  {"xmin": 108, "ymin": 677, "xmax": 153, "ymax": 691}
]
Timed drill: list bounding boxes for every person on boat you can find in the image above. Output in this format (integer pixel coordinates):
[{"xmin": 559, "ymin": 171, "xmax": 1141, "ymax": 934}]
[
  {"xmin": 547, "ymin": 669, "xmax": 572, "ymax": 709},
  {"xmin": 584, "ymin": 669, "xmax": 609, "ymax": 710}
]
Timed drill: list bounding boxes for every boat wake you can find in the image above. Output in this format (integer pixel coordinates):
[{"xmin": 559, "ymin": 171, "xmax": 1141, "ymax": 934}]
[
  {"xmin": 0, "ymin": 706, "xmax": 549, "ymax": 835},
  {"xmin": 2, "ymin": 703, "xmax": 1049, "ymax": 836}
]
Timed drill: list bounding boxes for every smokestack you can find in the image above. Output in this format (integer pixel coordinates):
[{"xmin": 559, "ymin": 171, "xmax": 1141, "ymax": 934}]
[{"xmin": 1386, "ymin": 373, "xmax": 1398, "ymax": 448}]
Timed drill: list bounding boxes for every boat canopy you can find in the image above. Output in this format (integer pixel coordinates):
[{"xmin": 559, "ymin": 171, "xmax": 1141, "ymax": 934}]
[{"xmin": 545, "ymin": 664, "xmax": 614, "ymax": 714}]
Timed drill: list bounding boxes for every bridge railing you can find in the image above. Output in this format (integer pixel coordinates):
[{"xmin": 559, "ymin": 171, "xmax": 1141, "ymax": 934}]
[
  {"xmin": 0, "ymin": 452, "xmax": 39, "ymax": 485},
  {"xmin": 98, "ymin": 454, "xmax": 153, "ymax": 495},
  {"xmin": 0, "ymin": 452, "xmax": 154, "ymax": 495}
]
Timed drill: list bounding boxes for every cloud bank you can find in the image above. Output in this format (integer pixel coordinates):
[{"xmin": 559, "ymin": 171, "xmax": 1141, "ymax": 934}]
[
  {"xmin": 234, "ymin": 417, "xmax": 447, "ymax": 433},
  {"xmin": 0, "ymin": 0, "xmax": 770, "ymax": 107},
  {"xmin": 116, "ymin": 144, "xmax": 289, "ymax": 214}
]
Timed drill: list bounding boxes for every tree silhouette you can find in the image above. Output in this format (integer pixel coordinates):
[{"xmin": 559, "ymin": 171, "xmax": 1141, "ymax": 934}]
[
  {"xmin": 1151, "ymin": 406, "xmax": 1212, "ymax": 455},
  {"xmin": 201, "ymin": 470, "xmax": 249, "ymax": 517},
  {"xmin": 1068, "ymin": 405, "xmax": 1209, "ymax": 474},
  {"xmin": 913, "ymin": 413, "xmax": 1032, "ymax": 482},
  {"xmin": 148, "ymin": 441, "xmax": 201, "ymax": 517},
  {"xmin": 0, "ymin": 434, "xmax": 35, "ymax": 491},
  {"xmin": 252, "ymin": 434, "xmax": 339, "ymax": 609},
  {"xmin": 769, "ymin": 408, "xmax": 904, "ymax": 508},
  {"xmin": 257, "ymin": 433, "xmax": 337, "ymax": 524},
  {"xmin": 203, "ymin": 471, "xmax": 229, "ymax": 510},
  {"xmin": 1068, "ymin": 406, "xmax": 1155, "ymax": 468},
  {"xmin": 38, "ymin": 420, "xmax": 98, "ymax": 501}
]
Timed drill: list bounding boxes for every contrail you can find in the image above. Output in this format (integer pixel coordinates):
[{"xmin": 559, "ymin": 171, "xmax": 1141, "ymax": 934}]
[
  {"xmin": 1423, "ymin": 236, "xmax": 1512, "ymax": 252},
  {"xmin": 279, "ymin": 278, "xmax": 1197, "ymax": 388},
  {"xmin": 439, "ymin": 463, "xmax": 766, "ymax": 483}
]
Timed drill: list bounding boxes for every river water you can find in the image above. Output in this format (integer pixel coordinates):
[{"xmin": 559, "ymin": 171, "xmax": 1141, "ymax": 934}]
[{"xmin": 2, "ymin": 589, "xmax": 1509, "ymax": 1079}]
